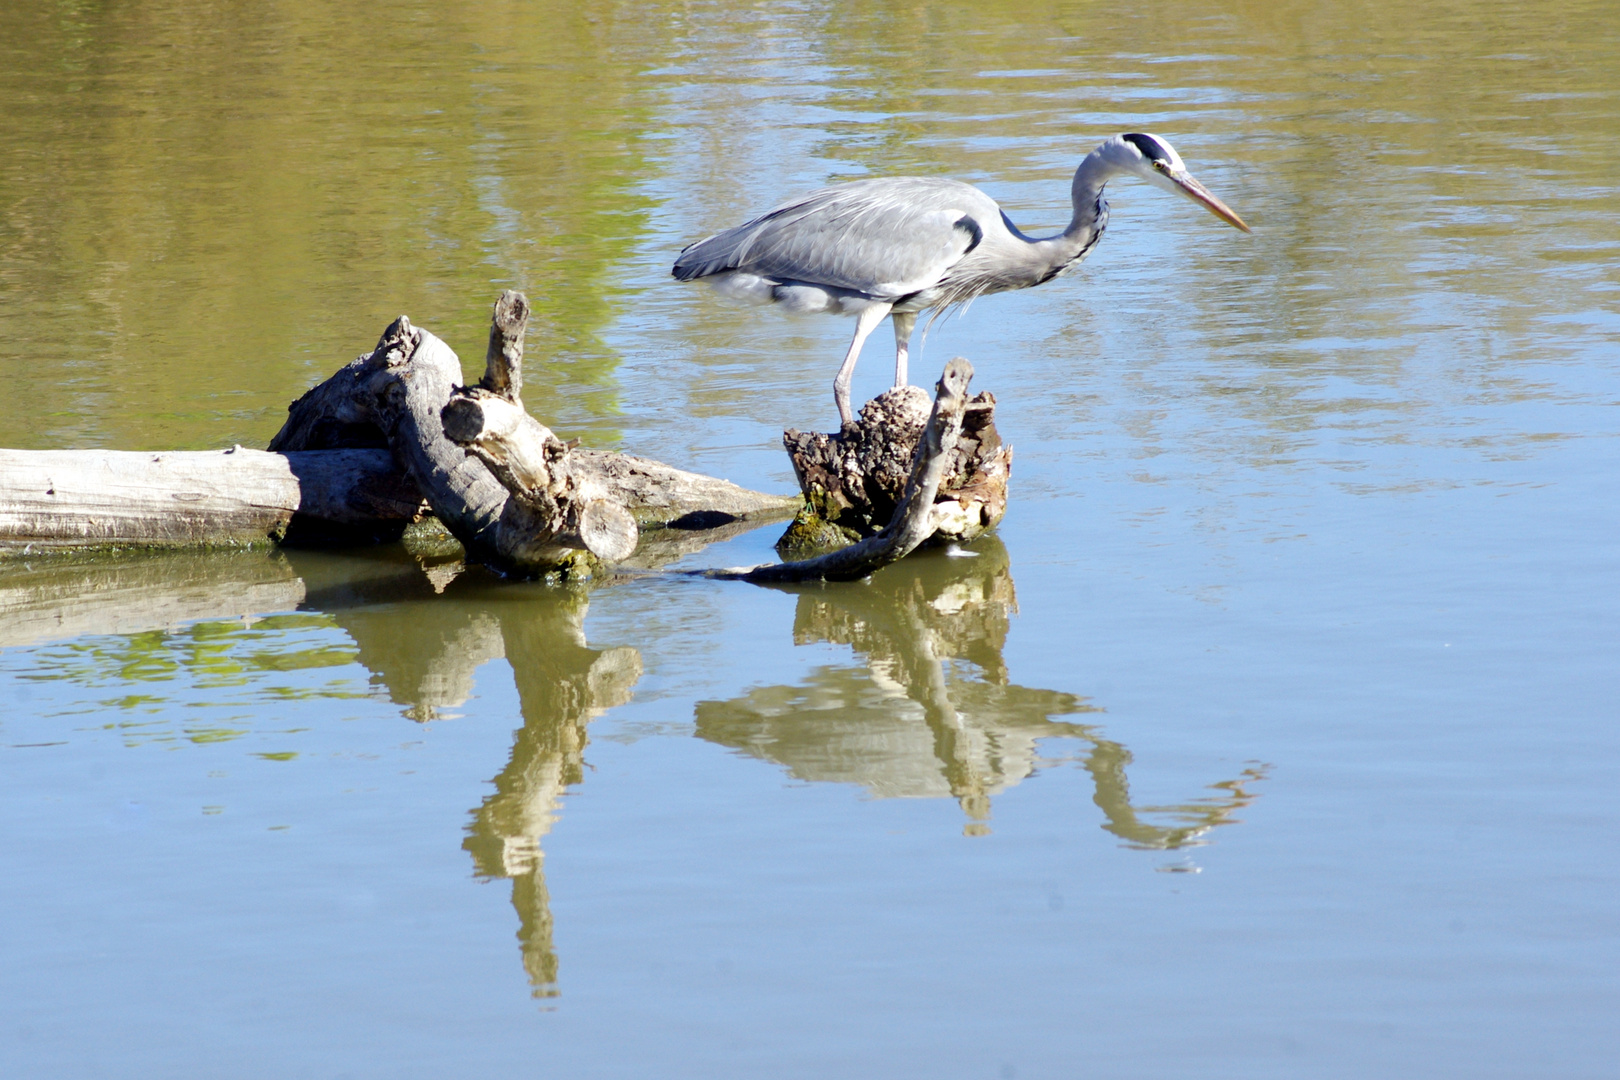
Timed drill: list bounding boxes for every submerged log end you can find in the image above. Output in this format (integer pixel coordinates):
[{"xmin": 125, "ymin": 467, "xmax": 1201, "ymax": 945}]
[{"xmin": 578, "ymin": 499, "xmax": 637, "ymax": 563}]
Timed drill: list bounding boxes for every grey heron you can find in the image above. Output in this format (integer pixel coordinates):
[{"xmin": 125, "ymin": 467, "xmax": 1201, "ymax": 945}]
[{"xmin": 673, "ymin": 132, "xmax": 1250, "ymax": 425}]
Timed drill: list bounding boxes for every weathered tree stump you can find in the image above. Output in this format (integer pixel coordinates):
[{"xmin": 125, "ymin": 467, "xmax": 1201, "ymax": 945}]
[
  {"xmin": 707, "ymin": 358, "xmax": 978, "ymax": 584},
  {"xmin": 777, "ymin": 382, "xmax": 1011, "ymax": 560}
]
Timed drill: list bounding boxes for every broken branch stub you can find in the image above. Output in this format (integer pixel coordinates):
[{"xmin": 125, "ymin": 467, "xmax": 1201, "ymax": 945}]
[
  {"xmin": 440, "ymin": 292, "xmax": 639, "ymax": 570},
  {"xmin": 479, "ymin": 289, "xmax": 529, "ymax": 402},
  {"xmin": 440, "ymin": 390, "xmax": 560, "ymax": 496}
]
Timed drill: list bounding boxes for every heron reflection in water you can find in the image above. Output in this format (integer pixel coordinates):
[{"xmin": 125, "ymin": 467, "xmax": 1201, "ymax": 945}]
[
  {"xmin": 695, "ymin": 538, "xmax": 1268, "ymax": 845},
  {"xmin": 675, "ymin": 133, "xmax": 1251, "ymax": 424}
]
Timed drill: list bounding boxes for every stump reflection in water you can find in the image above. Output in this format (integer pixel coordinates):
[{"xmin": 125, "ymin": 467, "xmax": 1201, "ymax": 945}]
[{"xmin": 697, "ymin": 538, "xmax": 1267, "ymax": 845}]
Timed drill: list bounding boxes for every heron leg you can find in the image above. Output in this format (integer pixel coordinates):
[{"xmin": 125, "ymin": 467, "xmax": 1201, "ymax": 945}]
[
  {"xmin": 891, "ymin": 310, "xmax": 917, "ymax": 388},
  {"xmin": 833, "ymin": 302, "xmax": 893, "ymax": 425}
]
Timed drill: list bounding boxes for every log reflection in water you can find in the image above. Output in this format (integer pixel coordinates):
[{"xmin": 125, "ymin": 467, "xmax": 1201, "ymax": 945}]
[
  {"xmin": 697, "ymin": 538, "xmax": 1266, "ymax": 844},
  {"xmin": 462, "ymin": 590, "xmax": 640, "ymax": 997},
  {"xmin": 292, "ymin": 551, "xmax": 644, "ymax": 997},
  {"xmin": 0, "ymin": 549, "xmax": 305, "ymax": 648},
  {"xmin": 286, "ymin": 548, "xmax": 504, "ymax": 722}
]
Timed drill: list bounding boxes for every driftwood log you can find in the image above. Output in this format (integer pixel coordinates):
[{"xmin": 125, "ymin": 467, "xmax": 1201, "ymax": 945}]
[
  {"xmin": 268, "ymin": 290, "xmax": 794, "ymax": 576},
  {"xmin": 0, "ymin": 289, "xmax": 793, "ymax": 562},
  {"xmin": 0, "ymin": 446, "xmax": 425, "ymax": 552},
  {"xmin": 706, "ymin": 358, "xmax": 977, "ymax": 584},
  {"xmin": 777, "ymin": 382, "xmax": 1010, "ymax": 559}
]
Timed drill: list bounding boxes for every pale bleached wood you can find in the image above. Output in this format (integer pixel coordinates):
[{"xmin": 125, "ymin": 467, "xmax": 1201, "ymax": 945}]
[
  {"xmin": 440, "ymin": 391, "xmax": 560, "ymax": 496},
  {"xmin": 441, "ymin": 390, "xmax": 637, "ymax": 566},
  {"xmin": 568, "ymin": 449, "xmax": 800, "ymax": 526},
  {"xmin": 270, "ymin": 314, "xmax": 511, "ymax": 562},
  {"xmin": 0, "ymin": 446, "xmax": 423, "ymax": 553}
]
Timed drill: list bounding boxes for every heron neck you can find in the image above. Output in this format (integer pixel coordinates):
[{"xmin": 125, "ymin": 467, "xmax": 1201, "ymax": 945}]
[
  {"xmin": 1022, "ymin": 150, "xmax": 1118, "ymax": 272},
  {"xmin": 1062, "ymin": 149, "xmax": 1119, "ymax": 243}
]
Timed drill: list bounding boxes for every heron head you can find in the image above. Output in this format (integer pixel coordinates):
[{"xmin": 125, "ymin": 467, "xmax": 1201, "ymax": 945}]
[{"xmin": 1111, "ymin": 132, "xmax": 1251, "ymax": 233}]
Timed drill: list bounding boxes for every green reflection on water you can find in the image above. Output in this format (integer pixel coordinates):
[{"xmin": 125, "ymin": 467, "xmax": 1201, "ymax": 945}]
[
  {"xmin": 2, "ymin": 0, "xmax": 1614, "ymax": 468},
  {"xmin": 1, "ymin": 550, "xmax": 372, "ymax": 747},
  {"xmin": 25, "ymin": 618, "xmax": 359, "ymax": 690},
  {"xmin": 0, "ymin": 0, "xmax": 677, "ymax": 451}
]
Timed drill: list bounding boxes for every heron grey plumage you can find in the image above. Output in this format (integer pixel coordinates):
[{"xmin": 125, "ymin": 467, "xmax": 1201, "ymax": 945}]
[{"xmin": 673, "ymin": 132, "xmax": 1251, "ymax": 425}]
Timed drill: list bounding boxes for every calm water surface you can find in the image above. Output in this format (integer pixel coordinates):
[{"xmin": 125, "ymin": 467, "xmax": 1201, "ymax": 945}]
[{"xmin": 2, "ymin": 2, "xmax": 1618, "ymax": 1077}]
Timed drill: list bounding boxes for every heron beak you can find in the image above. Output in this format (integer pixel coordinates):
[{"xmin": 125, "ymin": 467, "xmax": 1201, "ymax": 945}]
[{"xmin": 1168, "ymin": 168, "xmax": 1251, "ymax": 233}]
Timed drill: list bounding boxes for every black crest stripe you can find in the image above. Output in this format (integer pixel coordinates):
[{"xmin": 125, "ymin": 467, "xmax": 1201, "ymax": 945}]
[{"xmin": 1121, "ymin": 132, "xmax": 1170, "ymax": 162}]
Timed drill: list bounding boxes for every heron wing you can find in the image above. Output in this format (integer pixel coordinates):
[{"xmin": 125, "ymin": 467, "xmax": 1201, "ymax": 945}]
[{"xmin": 673, "ymin": 178, "xmax": 999, "ymax": 299}]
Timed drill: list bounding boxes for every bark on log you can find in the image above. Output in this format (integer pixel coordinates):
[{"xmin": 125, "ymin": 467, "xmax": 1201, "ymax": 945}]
[
  {"xmin": 271, "ymin": 313, "xmax": 513, "ymax": 563},
  {"xmin": 707, "ymin": 358, "xmax": 975, "ymax": 584},
  {"xmin": 778, "ymin": 382, "xmax": 1011, "ymax": 558},
  {"xmin": 0, "ymin": 446, "xmax": 425, "ymax": 553}
]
